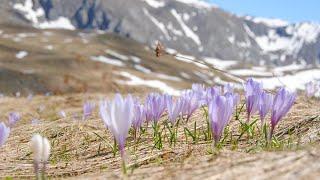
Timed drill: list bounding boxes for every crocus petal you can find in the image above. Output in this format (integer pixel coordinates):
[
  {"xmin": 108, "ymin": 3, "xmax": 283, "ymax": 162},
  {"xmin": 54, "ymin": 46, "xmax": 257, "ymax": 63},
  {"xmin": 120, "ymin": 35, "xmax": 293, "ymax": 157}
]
[
  {"xmin": 244, "ymin": 78, "xmax": 263, "ymax": 122},
  {"xmin": 166, "ymin": 96, "xmax": 184, "ymax": 123},
  {"xmin": 259, "ymin": 91, "xmax": 274, "ymax": 124},
  {"xmin": 208, "ymin": 95, "xmax": 234, "ymax": 144},
  {"xmin": 271, "ymin": 88, "xmax": 296, "ymax": 129},
  {"xmin": 8, "ymin": 112, "xmax": 21, "ymax": 127},
  {"xmin": 0, "ymin": 122, "xmax": 10, "ymax": 147},
  {"xmin": 42, "ymin": 137, "xmax": 51, "ymax": 162},
  {"xmin": 99, "ymin": 94, "xmax": 134, "ymax": 157},
  {"xmin": 30, "ymin": 134, "xmax": 43, "ymax": 162},
  {"xmin": 305, "ymin": 81, "xmax": 318, "ymax": 97},
  {"xmin": 30, "ymin": 134, "xmax": 51, "ymax": 163},
  {"xmin": 83, "ymin": 101, "xmax": 95, "ymax": 120}
]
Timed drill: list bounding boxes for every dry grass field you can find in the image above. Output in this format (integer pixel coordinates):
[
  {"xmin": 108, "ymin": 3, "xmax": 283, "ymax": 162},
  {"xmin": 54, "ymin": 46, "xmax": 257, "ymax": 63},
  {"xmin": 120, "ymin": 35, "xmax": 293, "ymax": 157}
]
[{"xmin": 0, "ymin": 94, "xmax": 319, "ymax": 179}]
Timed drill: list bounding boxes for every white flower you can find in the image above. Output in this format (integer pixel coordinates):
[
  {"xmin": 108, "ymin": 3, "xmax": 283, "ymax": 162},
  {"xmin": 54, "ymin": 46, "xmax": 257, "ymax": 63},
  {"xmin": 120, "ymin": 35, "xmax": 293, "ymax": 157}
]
[{"xmin": 30, "ymin": 134, "xmax": 51, "ymax": 163}]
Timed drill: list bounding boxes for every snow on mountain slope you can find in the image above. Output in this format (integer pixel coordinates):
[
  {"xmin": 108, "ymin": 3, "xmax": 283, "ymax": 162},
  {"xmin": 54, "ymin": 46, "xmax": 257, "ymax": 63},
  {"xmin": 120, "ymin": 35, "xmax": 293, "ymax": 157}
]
[
  {"xmin": 13, "ymin": 0, "xmax": 75, "ymax": 30},
  {"xmin": 174, "ymin": 0, "xmax": 214, "ymax": 9},
  {"xmin": 2, "ymin": 0, "xmax": 320, "ymax": 66},
  {"xmin": 245, "ymin": 16, "xmax": 289, "ymax": 27},
  {"xmin": 253, "ymin": 22, "xmax": 320, "ymax": 56},
  {"xmin": 141, "ymin": 0, "xmax": 166, "ymax": 8}
]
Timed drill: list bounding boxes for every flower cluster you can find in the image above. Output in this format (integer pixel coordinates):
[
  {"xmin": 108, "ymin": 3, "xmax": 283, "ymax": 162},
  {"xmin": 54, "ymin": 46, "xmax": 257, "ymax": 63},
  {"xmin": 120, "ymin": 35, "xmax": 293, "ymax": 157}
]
[
  {"xmin": 0, "ymin": 77, "xmax": 298, "ymax": 176},
  {"xmin": 244, "ymin": 79, "xmax": 296, "ymax": 139}
]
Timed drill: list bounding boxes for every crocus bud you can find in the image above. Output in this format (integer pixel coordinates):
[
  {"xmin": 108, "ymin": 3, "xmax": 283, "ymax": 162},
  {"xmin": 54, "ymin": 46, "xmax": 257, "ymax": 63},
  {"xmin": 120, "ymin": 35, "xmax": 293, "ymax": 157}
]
[
  {"xmin": 270, "ymin": 88, "xmax": 296, "ymax": 140},
  {"xmin": 31, "ymin": 134, "xmax": 43, "ymax": 163},
  {"xmin": 0, "ymin": 122, "xmax": 10, "ymax": 147},
  {"xmin": 83, "ymin": 101, "xmax": 95, "ymax": 120},
  {"xmin": 8, "ymin": 112, "xmax": 21, "ymax": 127},
  {"xmin": 30, "ymin": 134, "xmax": 51, "ymax": 178},
  {"xmin": 244, "ymin": 78, "xmax": 263, "ymax": 123}
]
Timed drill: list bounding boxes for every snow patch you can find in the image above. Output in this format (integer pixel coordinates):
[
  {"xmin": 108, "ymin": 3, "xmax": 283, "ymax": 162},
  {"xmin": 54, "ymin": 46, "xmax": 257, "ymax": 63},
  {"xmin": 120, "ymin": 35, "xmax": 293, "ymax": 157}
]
[
  {"xmin": 155, "ymin": 73, "xmax": 182, "ymax": 82},
  {"xmin": 16, "ymin": 51, "xmax": 28, "ymax": 59},
  {"xmin": 13, "ymin": 0, "xmax": 44, "ymax": 25},
  {"xmin": 118, "ymin": 72, "xmax": 180, "ymax": 96},
  {"xmin": 253, "ymin": 22, "xmax": 320, "ymax": 57},
  {"xmin": 45, "ymin": 45, "xmax": 54, "ymax": 50},
  {"xmin": 38, "ymin": 17, "xmax": 75, "ymax": 30},
  {"xmin": 130, "ymin": 56, "xmax": 142, "ymax": 63},
  {"xmin": 228, "ymin": 34, "xmax": 235, "ymax": 44},
  {"xmin": 13, "ymin": 0, "xmax": 75, "ymax": 30},
  {"xmin": 90, "ymin": 56, "xmax": 124, "ymax": 67},
  {"xmin": 134, "ymin": 65, "xmax": 151, "ymax": 73},
  {"xmin": 203, "ymin": 57, "xmax": 238, "ymax": 70},
  {"xmin": 166, "ymin": 48, "xmax": 178, "ymax": 55},
  {"xmin": 229, "ymin": 69, "xmax": 273, "ymax": 77},
  {"xmin": 255, "ymin": 69, "xmax": 320, "ymax": 90},
  {"xmin": 273, "ymin": 63, "xmax": 307, "ymax": 73},
  {"xmin": 171, "ymin": 9, "xmax": 201, "ymax": 46},
  {"xmin": 143, "ymin": 8, "xmax": 171, "ymax": 40},
  {"xmin": 167, "ymin": 22, "xmax": 184, "ymax": 36},
  {"xmin": 174, "ymin": 0, "xmax": 216, "ymax": 9},
  {"xmin": 141, "ymin": 0, "xmax": 165, "ymax": 8},
  {"xmin": 180, "ymin": 72, "xmax": 191, "ymax": 79},
  {"xmin": 105, "ymin": 49, "xmax": 129, "ymax": 61},
  {"xmin": 245, "ymin": 16, "xmax": 289, "ymax": 27}
]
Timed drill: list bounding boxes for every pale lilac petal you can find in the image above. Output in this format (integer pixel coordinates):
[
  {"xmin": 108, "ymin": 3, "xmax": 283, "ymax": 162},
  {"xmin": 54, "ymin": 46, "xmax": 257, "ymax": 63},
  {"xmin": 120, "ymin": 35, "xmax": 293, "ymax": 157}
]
[
  {"xmin": 83, "ymin": 101, "xmax": 95, "ymax": 120},
  {"xmin": 271, "ymin": 88, "xmax": 296, "ymax": 130},
  {"xmin": 99, "ymin": 94, "xmax": 134, "ymax": 157},
  {"xmin": 208, "ymin": 95, "xmax": 234, "ymax": 144},
  {"xmin": 8, "ymin": 112, "xmax": 21, "ymax": 127},
  {"xmin": 259, "ymin": 91, "xmax": 274, "ymax": 124},
  {"xmin": 0, "ymin": 122, "xmax": 10, "ymax": 147}
]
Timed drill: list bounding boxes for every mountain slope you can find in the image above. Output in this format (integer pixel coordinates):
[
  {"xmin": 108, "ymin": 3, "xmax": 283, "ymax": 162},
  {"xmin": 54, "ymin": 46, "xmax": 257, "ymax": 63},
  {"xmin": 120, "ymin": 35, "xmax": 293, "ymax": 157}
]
[{"xmin": 1, "ymin": 0, "xmax": 320, "ymax": 66}]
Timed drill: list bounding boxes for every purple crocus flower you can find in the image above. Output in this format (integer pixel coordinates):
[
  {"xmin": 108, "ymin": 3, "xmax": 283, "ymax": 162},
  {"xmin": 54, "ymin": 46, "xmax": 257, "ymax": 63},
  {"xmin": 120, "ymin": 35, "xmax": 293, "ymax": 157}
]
[
  {"xmin": 31, "ymin": 119, "xmax": 41, "ymax": 125},
  {"xmin": 58, "ymin": 110, "xmax": 67, "ymax": 119},
  {"xmin": 270, "ymin": 88, "xmax": 296, "ymax": 139},
  {"xmin": 205, "ymin": 86, "xmax": 221, "ymax": 105},
  {"xmin": 8, "ymin": 112, "xmax": 21, "ymax": 127},
  {"xmin": 208, "ymin": 95, "xmax": 234, "ymax": 145},
  {"xmin": 99, "ymin": 94, "xmax": 134, "ymax": 159},
  {"xmin": 192, "ymin": 83, "xmax": 206, "ymax": 104},
  {"xmin": 225, "ymin": 92, "xmax": 240, "ymax": 109},
  {"xmin": 244, "ymin": 78, "xmax": 263, "ymax": 122},
  {"xmin": 99, "ymin": 99, "xmax": 109, "ymax": 128},
  {"xmin": 83, "ymin": 101, "xmax": 95, "ymax": 120},
  {"xmin": 259, "ymin": 91, "xmax": 274, "ymax": 125},
  {"xmin": 192, "ymin": 83, "xmax": 206, "ymax": 92},
  {"xmin": 224, "ymin": 83, "xmax": 234, "ymax": 94},
  {"xmin": 181, "ymin": 91, "xmax": 200, "ymax": 120},
  {"xmin": 166, "ymin": 96, "xmax": 183, "ymax": 123},
  {"xmin": 132, "ymin": 103, "xmax": 146, "ymax": 130},
  {"xmin": 0, "ymin": 122, "xmax": 10, "ymax": 147},
  {"xmin": 27, "ymin": 93, "xmax": 33, "ymax": 101},
  {"xmin": 305, "ymin": 81, "xmax": 318, "ymax": 97},
  {"xmin": 144, "ymin": 93, "xmax": 167, "ymax": 123}
]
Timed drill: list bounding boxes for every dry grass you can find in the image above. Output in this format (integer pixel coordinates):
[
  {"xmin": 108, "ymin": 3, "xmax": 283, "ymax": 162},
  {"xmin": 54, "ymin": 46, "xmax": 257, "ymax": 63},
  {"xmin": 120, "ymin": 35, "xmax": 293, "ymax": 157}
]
[
  {"xmin": 0, "ymin": 24, "xmax": 221, "ymax": 96},
  {"xmin": 0, "ymin": 94, "xmax": 319, "ymax": 179}
]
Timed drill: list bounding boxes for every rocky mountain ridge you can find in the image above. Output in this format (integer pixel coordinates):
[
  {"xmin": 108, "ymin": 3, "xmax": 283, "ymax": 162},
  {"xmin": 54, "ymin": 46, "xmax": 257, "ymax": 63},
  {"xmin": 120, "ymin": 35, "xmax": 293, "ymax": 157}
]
[{"xmin": 1, "ymin": 0, "xmax": 320, "ymax": 65}]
